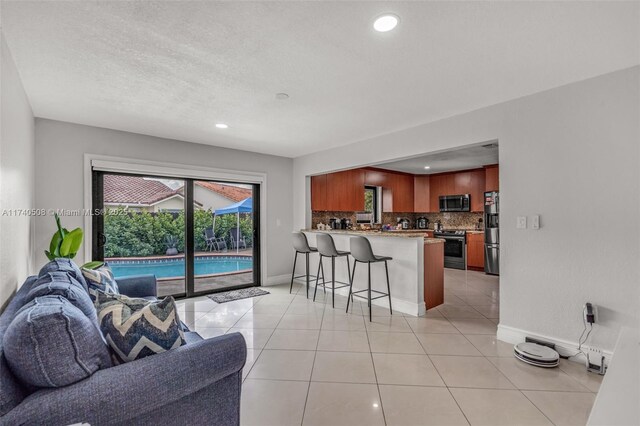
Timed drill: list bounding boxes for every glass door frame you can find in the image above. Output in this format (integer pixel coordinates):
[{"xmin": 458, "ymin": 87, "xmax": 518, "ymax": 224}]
[{"xmin": 91, "ymin": 170, "xmax": 261, "ymax": 299}]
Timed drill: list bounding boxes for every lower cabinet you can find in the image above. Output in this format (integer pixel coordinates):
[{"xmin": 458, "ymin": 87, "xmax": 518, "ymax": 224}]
[{"xmin": 466, "ymin": 233, "xmax": 484, "ymax": 270}]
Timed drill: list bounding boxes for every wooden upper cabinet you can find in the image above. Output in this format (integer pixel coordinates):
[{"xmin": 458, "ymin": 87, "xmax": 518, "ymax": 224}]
[
  {"xmin": 364, "ymin": 169, "xmax": 387, "ymax": 187},
  {"xmin": 349, "ymin": 169, "xmax": 365, "ymax": 211},
  {"xmin": 316, "ymin": 169, "xmax": 365, "ymax": 212},
  {"xmin": 310, "ymin": 174, "xmax": 328, "ymax": 211},
  {"xmin": 414, "ymin": 175, "xmax": 430, "ymax": 212},
  {"xmin": 393, "ymin": 173, "xmax": 414, "ymax": 212},
  {"xmin": 429, "ymin": 174, "xmax": 443, "ymax": 212},
  {"xmin": 485, "ymin": 165, "xmax": 499, "ymax": 192},
  {"xmin": 454, "ymin": 171, "xmax": 472, "ymax": 195},
  {"xmin": 470, "ymin": 169, "xmax": 486, "ymax": 212}
]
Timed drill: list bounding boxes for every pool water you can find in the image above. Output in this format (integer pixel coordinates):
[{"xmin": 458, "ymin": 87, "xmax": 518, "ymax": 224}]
[{"xmin": 108, "ymin": 256, "xmax": 253, "ymax": 279}]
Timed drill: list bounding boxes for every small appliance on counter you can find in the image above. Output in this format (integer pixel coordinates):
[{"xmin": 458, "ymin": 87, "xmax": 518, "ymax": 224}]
[
  {"xmin": 476, "ymin": 218, "xmax": 484, "ymax": 231},
  {"xmin": 434, "ymin": 221, "xmax": 443, "ymax": 232},
  {"xmin": 329, "ymin": 218, "xmax": 340, "ymax": 230},
  {"xmin": 356, "ymin": 212, "xmax": 373, "ymax": 225},
  {"xmin": 416, "ymin": 217, "xmax": 429, "ymax": 229},
  {"xmin": 340, "ymin": 218, "xmax": 352, "ymax": 229},
  {"xmin": 397, "ymin": 218, "xmax": 410, "ymax": 230}
]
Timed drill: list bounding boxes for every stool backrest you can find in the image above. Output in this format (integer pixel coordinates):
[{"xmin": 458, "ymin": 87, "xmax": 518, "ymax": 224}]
[
  {"xmin": 316, "ymin": 233, "xmax": 339, "ymax": 257},
  {"xmin": 349, "ymin": 236, "xmax": 377, "ymax": 262},
  {"xmin": 292, "ymin": 232, "xmax": 313, "ymax": 253}
]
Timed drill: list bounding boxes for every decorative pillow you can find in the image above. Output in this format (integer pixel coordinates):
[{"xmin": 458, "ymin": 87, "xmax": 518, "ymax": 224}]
[
  {"xmin": 3, "ymin": 296, "xmax": 112, "ymax": 388},
  {"xmin": 95, "ymin": 292, "xmax": 185, "ymax": 363},
  {"xmin": 38, "ymin": 258, "xmax": 88, "ymax": 292},
  {"xmin": 81, "ymin": 264, "xmax": 119, "ymax": 303},
  {"xmin": 26, "ymin": 273, "xmax": 97, "ymax": 323}
]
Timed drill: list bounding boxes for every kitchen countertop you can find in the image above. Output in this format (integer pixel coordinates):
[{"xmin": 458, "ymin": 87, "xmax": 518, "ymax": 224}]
[{"xmin": 303, "ymin": 229, "xmax": 444, "ymax": 244}]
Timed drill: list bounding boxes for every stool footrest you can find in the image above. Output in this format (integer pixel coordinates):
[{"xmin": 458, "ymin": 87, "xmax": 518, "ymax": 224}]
[
  {"xmin": 351, "ymin": 289, "xmax": 389, "ymax": 298},
  {"xmin": 316, "ymin": 282, "xmax": 351, "ymax": 290}
]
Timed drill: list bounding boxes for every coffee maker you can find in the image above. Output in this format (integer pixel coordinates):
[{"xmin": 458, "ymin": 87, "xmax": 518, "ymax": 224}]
[
  {"xmin": 417, "ymin": 217, "xmax": 429, "ymax": 229},
  {"xmin": 329, "ymin": 218, "xmax": 340, "ymax": 230},
  {"xmin": 340, "ymin": 218, "xmax": 352, "ymax": 229},
  {"xmin": 397, "ymin": 218, "xmax": 410, "ymax": 229}
]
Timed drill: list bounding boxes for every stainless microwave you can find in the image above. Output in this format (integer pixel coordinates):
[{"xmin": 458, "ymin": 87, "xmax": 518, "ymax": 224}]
[{"xmin": 439, "ymin": 194, "xmax": 470, "ymax": 212}]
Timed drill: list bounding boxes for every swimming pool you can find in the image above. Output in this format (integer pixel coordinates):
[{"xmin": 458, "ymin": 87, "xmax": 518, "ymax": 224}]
[{"xmin": 108, "ymin": 256, "xmax": 253, "ymax": 279}]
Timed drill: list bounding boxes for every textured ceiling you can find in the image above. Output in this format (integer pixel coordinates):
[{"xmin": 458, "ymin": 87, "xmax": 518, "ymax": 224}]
[
  {"xmin": 1, "ymin": 1, "xmax": 638, "ymax": 157},
  {"xmin": 377, "ymin": 142, "xmax": 499, "ymax": 175}
]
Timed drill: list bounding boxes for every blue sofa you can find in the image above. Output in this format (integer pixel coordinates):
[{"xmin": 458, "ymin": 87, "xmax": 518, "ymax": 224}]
[{"xmin": 0, "ymin": 270, "xmax": 247, "ymax": 425}]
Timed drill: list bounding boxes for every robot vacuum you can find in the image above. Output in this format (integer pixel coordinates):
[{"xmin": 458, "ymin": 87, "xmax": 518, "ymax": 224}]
[{"xmin": 514, "ymin": 342, "xmax": 559, "ymax": 368}]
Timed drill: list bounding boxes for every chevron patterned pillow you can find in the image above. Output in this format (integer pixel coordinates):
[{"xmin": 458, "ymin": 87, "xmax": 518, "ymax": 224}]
[
  {"xmin": 95, "ymin": 292, "xmax": 186, "ymax": 363},
  {"xmin": 82, "ymin": 265, "xmax": 120, "ymax": 303}
]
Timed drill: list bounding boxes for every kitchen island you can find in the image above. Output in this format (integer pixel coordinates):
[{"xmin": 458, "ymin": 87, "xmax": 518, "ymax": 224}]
[{"xmin": 302, "ymin": 229, "xmax": 444, "ymax": 316}]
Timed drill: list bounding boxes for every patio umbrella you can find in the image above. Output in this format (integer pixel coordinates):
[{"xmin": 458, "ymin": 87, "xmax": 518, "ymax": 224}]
[{"xmin": 213, "ymin": 197, "xmax": 252, "ymax": 253}]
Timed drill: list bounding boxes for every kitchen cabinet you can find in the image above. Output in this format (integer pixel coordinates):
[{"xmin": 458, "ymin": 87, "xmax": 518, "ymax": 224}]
[
  {"xmin": 485, "ymin": 164, "xmax": 499, "ymax": 191},
  {"xmin": 311, "ymin": 169, "xmax": 364, "ymax": 211},
  {"xmin": 310, "ymin": 175, "xmax": 328, "ymax": 211},
  {"xmin": 466, "ymin": 233, "xmax": 484, "ymax": 270},
  {"xmin": 392, "ymin": 173, "xmax": 414, "ymax": 212},
  {"xmin": 413, "ymin": 175, "xmax": 430, "ymax": 212},
  {"xmin": 469, "ymin": 169, "xmax": 486, "ymax": 212},
  {"xmin": 364, "ymin": 168, "xmax": 414, "ymax": 213},
  {"xmin": 429, "ymin": 174, "xmax": 454, "ymax": 211}
]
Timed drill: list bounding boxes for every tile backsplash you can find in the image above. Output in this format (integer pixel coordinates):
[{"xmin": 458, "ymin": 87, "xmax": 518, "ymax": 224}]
[{"xmin": 312, "ymin": 211, "xmax": 483, "ymax": 230}]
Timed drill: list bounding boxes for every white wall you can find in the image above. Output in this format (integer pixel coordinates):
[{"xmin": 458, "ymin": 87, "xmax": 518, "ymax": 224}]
[
  {"xmin": 293, "ymin": 67, "xmax": 640, "ymax": 354},
  {"xmin": 34, "ymin": 119, "xmax": 293, "ymax": 282},
  {"xmin": 0, "ymin": 32, "xmax": 35, "ymax": 309}
]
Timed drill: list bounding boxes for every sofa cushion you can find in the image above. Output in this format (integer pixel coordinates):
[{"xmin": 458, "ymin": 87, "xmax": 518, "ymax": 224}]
[
  {"xmin": 81, "ymin": 264, "xmax": 119, "ymax": 303},
  {"xmin": 3, "ymin": 296, "xmax": 112, "ymax": 388},
  {"xmin": 26, "ymin": 273, "xmax": 97, "ymax": 323},
  {"xmin": 95, "ymin": 292, "xmax": 186, "ymax": 363},
  {"xmin": 38, "ymin": 258, "xmax": 88, "ymax": 292}
]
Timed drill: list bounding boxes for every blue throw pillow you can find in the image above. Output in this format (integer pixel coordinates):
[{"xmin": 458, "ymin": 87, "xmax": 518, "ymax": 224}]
[
  {"xmin": 95, "ymin": 292, "xmax": 186, "ymax": 363},
  {"xmin": 26, "ymin": 273, "xmax": 97, "ymax": 323},
  {"xmin": 81, "ymin": 264, "xmax": 119, "ymax": 303},
  {"xmin": 38, "ymin": 258, "xmax": 88, "ymax": 292},
  {"xmin": 3, "ymin": 296, "xmax": 112, "ymax": 388}
]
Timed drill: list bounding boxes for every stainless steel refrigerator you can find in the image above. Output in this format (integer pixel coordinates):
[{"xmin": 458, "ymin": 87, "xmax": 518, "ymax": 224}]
[{"xmin": 484, "ymin": 191, "xmax": 499, "ymax": 275}]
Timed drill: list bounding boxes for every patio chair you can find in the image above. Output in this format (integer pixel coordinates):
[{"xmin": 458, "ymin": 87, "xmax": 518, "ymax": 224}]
[
  {"xmin": 229, "ymin": 227, "xmax": 247, "ymax": 250},
  {"xmin": 204, "ymin": 228, "xmax": 227, "ymax": 252}
]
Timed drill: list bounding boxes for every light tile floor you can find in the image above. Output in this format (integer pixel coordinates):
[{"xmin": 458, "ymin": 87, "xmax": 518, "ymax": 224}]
[{"xmin": 176, "ymin": 269, "xmax": 601, "ymax": 426}]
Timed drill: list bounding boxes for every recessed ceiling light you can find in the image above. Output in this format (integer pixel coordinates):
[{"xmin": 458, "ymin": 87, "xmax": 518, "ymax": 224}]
[
  {"xmin": 373, "ymin": 14, "xmax": 399, "ymax": 32},
  {"xmin": 275, "ymin": 93, "xmax": 289, "ymax": 100},
  {"xmin": 215, "ymin": 123, "xmax": 229, "ymax": 129},
  {"xmin": 424, "ymin": 166, "xmax": 431, "ymax": 170}
]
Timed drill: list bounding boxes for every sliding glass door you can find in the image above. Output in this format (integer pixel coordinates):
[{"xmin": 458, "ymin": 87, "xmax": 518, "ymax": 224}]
[{"xmin": 92, "ymin": 171, "xmax": 260, "ymax": 298}]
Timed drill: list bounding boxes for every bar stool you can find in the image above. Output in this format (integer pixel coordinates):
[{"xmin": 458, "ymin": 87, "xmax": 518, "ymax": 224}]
[
  {"xmin": 289, "ymin": 232, "xmax": 322, "ymax": 298},
  {"xmin": 346, "ymin": 236, "xmax": 393, "ymax": 321},
  {"xmin": 313, "ymin": 233, "xmax": 352, "ymax": 308}
]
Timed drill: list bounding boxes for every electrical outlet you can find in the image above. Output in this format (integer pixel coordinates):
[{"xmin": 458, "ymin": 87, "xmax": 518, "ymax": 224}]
[
  {"xmin": 517, "ymin": 216, "xmax": 527, "ymax": 229},
  {"xmin": 532, "ymin": 215, "xmax": 540, "ymax": 230}
]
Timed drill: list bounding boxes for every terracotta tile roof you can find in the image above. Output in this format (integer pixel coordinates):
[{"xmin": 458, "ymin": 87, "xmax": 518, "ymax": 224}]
[
  {"xmin": 195, "ymin": 181, "xmax": 252, "ymax": 202},
  {"xmin": 103, "ymin": 175, "xmax": 251, "ymax": 205},
  {"xmin": 103, "ymin": 175, "xmax": 180, "ymax": 205}
]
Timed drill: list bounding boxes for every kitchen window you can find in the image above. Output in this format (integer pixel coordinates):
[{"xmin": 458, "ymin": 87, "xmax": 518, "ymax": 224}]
[{"xmin": 364, "ymin": 186, "xmax": 380, "ymax": 223}]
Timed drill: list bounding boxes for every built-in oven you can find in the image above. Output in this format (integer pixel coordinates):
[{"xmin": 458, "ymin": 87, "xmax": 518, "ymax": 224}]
[
  {"xmin": 439, "ymin": 194, "xmax": 470, "ymax": 212},
  {"xmin": 434, "ymin": 230, "xmax": 467, "ymax": 270}
]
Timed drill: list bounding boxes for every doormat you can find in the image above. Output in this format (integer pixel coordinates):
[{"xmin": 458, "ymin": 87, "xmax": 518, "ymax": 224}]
[{"xmin": 207, "ymin": 287, "xmax": 270, "ymax": 303}]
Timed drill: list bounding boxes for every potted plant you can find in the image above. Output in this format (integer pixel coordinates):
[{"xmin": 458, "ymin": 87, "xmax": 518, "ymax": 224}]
[
  {"xmin": 165, "ymin": 235, "xmax": 179, "ymax": 256},
  {"xmin": 45, "ymin": 213, "xmax": 102, "ymax": 269}
]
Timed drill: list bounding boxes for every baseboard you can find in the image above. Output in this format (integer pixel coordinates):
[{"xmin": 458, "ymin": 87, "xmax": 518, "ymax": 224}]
[
  {"xmin": 263, "ymin": 274, "xmax": 291, "ymax": 286},
  {"xmin": 497, "ymin": 324, "xmax": 613, "ymax": 364}
]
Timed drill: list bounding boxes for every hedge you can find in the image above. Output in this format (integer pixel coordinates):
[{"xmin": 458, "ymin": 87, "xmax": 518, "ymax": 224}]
[{"xmin": 104, "ymin": 208, "xmax": 253, "ymax": 257}]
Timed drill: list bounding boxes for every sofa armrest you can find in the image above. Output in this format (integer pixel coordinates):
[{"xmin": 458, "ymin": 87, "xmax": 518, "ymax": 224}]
[
  {"xmin": 3, "ymin": 333, "xmax": 247, "ymax": 425},
  {"xmin": 116, "ymin": 274, "xmax": 157, "ymax": 298}
]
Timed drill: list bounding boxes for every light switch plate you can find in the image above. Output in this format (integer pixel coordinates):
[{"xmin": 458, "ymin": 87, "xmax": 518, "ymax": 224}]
[
  {"xmin": 532, "ymin": 215, "xmax": 540, "ymax": 230},
  {"xmin": 517, "ymin": 216, "xmax": 527, "ymax": 229}
]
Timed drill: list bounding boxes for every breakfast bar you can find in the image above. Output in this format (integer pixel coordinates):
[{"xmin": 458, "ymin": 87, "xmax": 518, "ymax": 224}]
[{"xmin": 302, "ymin": 229, "xmax": 444, "ymax": 316}]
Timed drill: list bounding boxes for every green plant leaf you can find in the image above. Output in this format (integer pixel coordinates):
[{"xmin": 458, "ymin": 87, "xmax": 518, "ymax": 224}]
[
  {"xmin": 49, "ymin": 232, "xmax": 62, "ymax": 257},
  {"xmin": 44, "ymin": 250, "xmax": 55, "ymax": 261},
  {"xmin": 60, "ymin": 228, "xmax": 83, "ymax": 258},
  {"xmin": 81, "ymin": 261, "xmax": 104, "ymax": 270}
]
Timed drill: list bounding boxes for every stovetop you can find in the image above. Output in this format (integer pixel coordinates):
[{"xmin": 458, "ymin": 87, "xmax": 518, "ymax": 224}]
[{"xmin": 434, "ymin": 229, "xmax": 467, "ymax": 236}]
